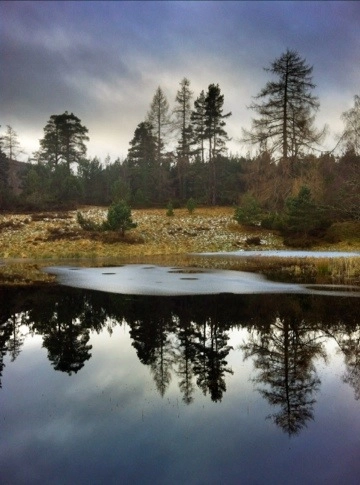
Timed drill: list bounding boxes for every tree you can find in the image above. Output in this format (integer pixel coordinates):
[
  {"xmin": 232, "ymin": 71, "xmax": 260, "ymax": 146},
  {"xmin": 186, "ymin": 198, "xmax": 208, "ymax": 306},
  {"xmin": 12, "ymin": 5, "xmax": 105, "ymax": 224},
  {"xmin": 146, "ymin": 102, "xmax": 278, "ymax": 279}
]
[
  {"xmin": 77, "ymin": 200, "xmax": 137, "ymax": 235},
  {"xmin": 173, "ymin": 78, "xmax": 193, "ymax": 156},
  {"xmin": 77, "ymin": 157, "xmax": 105, "ymax": 204},
  {"xmin": 173, "ymin": 78, "xmax": 193, "ymax": 200},
  {"xmin": 103, "ymin": 200, "xmax": 137, "ymax": 235},
  {"xmin": 191, "ymin": 90, "xmax": 207, "ymax": 163},
  {"xmin": 39, "ymin": 111, "xmax": 89, "ymax": 170},
  {"xmin": 126, "ymin": 121, "xmax": 157, "ymax": 204},
  {"xmin": 243, "ymin": 49, "xmax": 323, "ymax": 165},
  {"xmin": 204, "ymin": 84, "xmax": 231, "ymax": 161},
  {"xmin": 0, "ymin": 143, "xmax": 9, "ymax": 209},
  {"xmin": 22, "ymin": 163, "xmax": 52, "ymax": 209},
  {"xmin": 186, "ymin": 197, "xmax": 196, "ymax": 214},
  {"xmin": 340, "ymin": 94, "xmax": 360, "ymax": 154},
  {"xmin": 234, "ymin": 193, "xmax": 262, "ymax": 226},
  {"xmin": 283, "ymin": 186, "xmax": 329, "ymax": 242},
  {"xmin": 146, "ymin": 87, "xmax": 172, "ymax": 163},
  {"xmin": 3, "ymin": 125, "xmax": 23, "ymax": 161},
  {"xmin": 204, "ymin": 84, "xmax": 231, "ymax": 204}
]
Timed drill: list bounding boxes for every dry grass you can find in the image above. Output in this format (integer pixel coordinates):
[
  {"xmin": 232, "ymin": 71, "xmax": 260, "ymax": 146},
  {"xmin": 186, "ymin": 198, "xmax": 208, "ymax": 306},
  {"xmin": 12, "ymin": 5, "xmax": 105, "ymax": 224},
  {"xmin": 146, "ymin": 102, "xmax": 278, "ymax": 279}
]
[
  {"xmin": 0, "ymin": 206, "xmax": 359, "ymax": 286},
  {"xmin": 0, "ymin": 206, "xmax": 283, "ymax": 259}
]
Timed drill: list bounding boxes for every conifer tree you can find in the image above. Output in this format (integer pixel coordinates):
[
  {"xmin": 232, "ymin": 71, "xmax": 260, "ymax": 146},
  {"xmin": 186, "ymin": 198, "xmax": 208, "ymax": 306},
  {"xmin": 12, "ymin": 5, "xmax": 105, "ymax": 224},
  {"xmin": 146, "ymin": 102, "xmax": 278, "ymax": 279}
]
[
  {"xmin": 190, "ymin": 90, "xmax": 207, "ymax": 163},
  {"xmin": 39, "ymin": 111, "xmax": 89, "ymax": 170},
  {"xmin": 204, "ymin": 84, "xmax": 231, "ymax": 163},
  {"xmin": 146, "ymin": 87, "xmax": 172, "ymax": 164},
  {"xmin": 204, "ymin": 84, "xmax": 231, "ymax": 204},
  {"xmin": 126, "ymin": 121, "xmax": 157, "ymax": 204},
  {"xmin": 243, "ymin": 49, "xmax": 324, "ymax": 165},
  {"xmin": 173, "ymin": 78, "xmax": 193, "ymax": 158},
  {"xmin": 173, "ymin": 78, "xmax": 193, "ymax": 200}
]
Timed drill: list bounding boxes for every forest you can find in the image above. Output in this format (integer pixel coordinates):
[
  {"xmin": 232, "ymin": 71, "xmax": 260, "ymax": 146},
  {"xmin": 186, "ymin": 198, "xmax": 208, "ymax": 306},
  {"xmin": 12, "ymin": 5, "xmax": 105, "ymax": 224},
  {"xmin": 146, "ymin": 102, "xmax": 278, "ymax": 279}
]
[{"xmin": 1, "ymin": 50, "xmax": 359, "ymax": 246}]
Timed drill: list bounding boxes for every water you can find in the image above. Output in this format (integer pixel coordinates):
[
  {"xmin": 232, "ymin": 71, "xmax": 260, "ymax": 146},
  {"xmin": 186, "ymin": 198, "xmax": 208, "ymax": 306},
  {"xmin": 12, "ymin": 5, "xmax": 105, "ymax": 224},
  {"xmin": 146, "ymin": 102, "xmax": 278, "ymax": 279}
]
[
  {"xmin": 1, "ymin": 284, "xmax": 360, "ymax": 484},
  {"xmin": 44, "ymin": 264, "xmax": 360, "ymax": 297},
  {"xmin": 197, "ymin": 249, "xmax": 360, "ymax": 258}
]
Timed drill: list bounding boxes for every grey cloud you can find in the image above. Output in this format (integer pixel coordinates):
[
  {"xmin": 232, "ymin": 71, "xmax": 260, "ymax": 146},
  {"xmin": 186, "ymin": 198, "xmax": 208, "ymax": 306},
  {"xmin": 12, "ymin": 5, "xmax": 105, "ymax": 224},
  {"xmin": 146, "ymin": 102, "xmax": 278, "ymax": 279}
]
[{"xmin": 1, "ymin": 1, "xmax": 359, "ymax": 160}]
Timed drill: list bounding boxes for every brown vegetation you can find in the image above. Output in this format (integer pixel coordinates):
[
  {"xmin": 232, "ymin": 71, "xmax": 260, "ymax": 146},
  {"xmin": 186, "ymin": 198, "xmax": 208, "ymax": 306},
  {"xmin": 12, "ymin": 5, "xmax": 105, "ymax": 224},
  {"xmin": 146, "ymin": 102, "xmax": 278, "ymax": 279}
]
[{"xmin": 0, "ymin": 206, "xmax": 359, "ymax": 286}]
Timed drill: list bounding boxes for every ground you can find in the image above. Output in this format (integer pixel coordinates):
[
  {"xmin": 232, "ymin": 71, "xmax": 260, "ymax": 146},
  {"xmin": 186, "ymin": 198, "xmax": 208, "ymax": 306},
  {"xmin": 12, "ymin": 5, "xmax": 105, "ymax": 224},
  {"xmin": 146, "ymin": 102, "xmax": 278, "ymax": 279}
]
[
  {"xmin": 0, "ymin": 206, "xmax": 359, "ymax": 286},
  {"xmin": 0, "ymin": 206, "xmax": 283, "ymax": 259}
]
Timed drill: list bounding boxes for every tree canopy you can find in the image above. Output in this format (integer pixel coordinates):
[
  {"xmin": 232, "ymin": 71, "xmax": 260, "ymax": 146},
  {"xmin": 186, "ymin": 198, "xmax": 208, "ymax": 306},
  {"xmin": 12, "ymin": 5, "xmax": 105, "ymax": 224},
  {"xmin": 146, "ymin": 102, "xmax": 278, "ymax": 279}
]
[{"xmin": 39, "ymin": 111, "xmax": 89, "ymax": 169}]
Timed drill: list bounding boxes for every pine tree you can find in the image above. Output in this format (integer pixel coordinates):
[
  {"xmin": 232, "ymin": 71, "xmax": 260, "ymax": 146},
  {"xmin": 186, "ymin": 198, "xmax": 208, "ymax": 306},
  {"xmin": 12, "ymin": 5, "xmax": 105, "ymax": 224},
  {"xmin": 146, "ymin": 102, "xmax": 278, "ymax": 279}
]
[
  {"xmin": 190, "ymin": 90, "xmax": 207, "ymax": 163},
  {"xmin": 39, "ymin": 111, "xmax": 89, "ymax": 170},
  {"xmin": 173, "ymin": 78, "xmax": 193, "ymax": 158},
  {"xmin": 204, "ymin": 84, "xmax": 231, "ymax": 162},
  {"xmin": 0, "ymin": 139, "xmax": 9, "ymax": 209},
  {"xmin": 126, "ymin": 121, "xmax": 157, "ymax": 205},
  {"xmin": 204, "ymin": 84, "xmax": 231, "ymax": 204}
]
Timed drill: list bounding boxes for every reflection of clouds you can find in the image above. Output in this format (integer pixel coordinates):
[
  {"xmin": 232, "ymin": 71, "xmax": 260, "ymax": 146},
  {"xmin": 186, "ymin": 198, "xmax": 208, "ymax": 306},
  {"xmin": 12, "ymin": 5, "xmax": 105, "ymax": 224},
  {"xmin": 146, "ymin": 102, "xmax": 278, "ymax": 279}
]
[
  {"xmin": 46, "ymin": 264, "xmax": 307, "ymax": 296},
  {"xmin": 45, "ymin": 263, "xmax": 360, "ymax": 297},
  {"xmin": 1, "ymin": 288, "xmax": 360, "ymax": 483}
]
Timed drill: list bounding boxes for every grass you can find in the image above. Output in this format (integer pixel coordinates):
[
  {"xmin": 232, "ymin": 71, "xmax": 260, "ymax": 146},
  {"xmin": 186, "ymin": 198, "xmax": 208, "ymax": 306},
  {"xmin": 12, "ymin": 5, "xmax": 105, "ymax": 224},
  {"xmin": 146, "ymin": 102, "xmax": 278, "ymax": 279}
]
[{"xmin": 0, "ymin": 206, "xmax": 359, "ymax": 286}]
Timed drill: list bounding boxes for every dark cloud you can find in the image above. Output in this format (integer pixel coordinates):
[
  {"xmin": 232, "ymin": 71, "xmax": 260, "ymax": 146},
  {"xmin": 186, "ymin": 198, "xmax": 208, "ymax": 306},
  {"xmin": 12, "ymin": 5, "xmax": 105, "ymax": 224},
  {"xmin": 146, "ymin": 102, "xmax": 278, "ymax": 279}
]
[{"xmin": 1, "ymin": 1, "xmax": 359, "ymax": 160}]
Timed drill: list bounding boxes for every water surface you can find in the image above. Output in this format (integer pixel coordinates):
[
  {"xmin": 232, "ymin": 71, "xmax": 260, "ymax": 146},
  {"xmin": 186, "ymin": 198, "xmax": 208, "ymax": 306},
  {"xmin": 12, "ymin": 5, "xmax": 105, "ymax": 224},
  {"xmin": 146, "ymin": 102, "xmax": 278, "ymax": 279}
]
[
  {"xmin": 1, "ymin": 285, "xmax": 360, "ymax": 484},
  {"xmin": 197, "ymin": 249, "xmax": 360, "ymax": 258},
  {"xmin": 44, "ymin": 264, "xmax": 360, "ymax": 297}
]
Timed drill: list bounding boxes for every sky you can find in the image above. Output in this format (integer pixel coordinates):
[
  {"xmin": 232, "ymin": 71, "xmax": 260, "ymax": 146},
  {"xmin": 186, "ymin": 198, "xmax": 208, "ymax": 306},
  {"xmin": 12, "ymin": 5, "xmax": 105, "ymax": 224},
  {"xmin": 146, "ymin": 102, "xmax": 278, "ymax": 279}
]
[{"xmin": 1, "ymin": 0, "xmax": 359, "ymax": 162}]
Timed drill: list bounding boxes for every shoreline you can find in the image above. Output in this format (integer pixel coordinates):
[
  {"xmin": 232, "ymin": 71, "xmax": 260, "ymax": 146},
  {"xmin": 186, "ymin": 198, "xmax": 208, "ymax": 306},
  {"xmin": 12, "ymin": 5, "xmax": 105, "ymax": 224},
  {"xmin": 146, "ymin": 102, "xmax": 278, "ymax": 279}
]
[{"xmin": 1, "ymin": 207, "xmax": 359, "ymax": 287}]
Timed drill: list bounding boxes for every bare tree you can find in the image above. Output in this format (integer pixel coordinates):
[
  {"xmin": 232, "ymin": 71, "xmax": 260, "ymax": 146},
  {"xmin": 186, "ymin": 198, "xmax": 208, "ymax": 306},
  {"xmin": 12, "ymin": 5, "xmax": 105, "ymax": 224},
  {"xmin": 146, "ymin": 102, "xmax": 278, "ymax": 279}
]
[
  {"xmin": 242, "ymin": 50, "xmax": 325, "ymax": 164},
  {"xmin": 340, "ymin": 94, "xmax": 360, "ymax": 154},
  {"xmin": 173, "ymin": 78, "xmax": 193, "ymax": 199},
  {"xmin": 146, "ymin": 86, "xmax": 172, "ymax": 163},
  {"xmin": 3, "ymin": 125, "xmax": 23, "ymax": 161}
]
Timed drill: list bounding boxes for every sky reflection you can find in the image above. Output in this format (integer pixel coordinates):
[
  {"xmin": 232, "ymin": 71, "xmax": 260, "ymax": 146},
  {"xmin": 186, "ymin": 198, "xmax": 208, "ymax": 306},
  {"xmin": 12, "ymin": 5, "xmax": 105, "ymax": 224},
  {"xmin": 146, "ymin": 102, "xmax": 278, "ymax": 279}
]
[{"xmin": 0, "ymin": 287, "xmax": 360, "ymax": 484}]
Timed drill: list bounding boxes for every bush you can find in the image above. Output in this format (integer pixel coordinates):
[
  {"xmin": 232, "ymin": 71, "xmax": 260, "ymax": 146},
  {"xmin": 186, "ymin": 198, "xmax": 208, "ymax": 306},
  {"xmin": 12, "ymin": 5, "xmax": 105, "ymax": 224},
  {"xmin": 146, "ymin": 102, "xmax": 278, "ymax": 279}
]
[
  {"xmin": 166, "ymin": 201, "xmax": 174, "ymax": 217},
  {"xmin": 186, "ymin": 198, "xmax": 196, "ymax": 214},
  {"xmin": 78, "ymin": 201, "xmax": 137, "ymax": 236},
  {"xmin": 77, "ymin": 211, "xmax": 101, "ymax": 231},
  {"xmin": 103, "ymin": 201, "xmax": 137, "ymax": 235},
  {"xmin": 234, "ymin": 194, "xmax": 262, "ymax": 226},
  {"xmin": 261, "ymin": 212, "xmax": 283, "ymax": 231},
  {"xmin": 283, "ymin": 186, "xmax": 330, "ymax": 237}
]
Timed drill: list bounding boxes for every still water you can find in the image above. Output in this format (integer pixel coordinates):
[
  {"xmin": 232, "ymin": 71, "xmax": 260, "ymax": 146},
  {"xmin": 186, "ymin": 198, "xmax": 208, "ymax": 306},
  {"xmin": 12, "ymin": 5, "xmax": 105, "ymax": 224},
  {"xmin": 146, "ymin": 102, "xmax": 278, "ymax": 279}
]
[{"xmin": 1, "ymin": 282, "xmax": 360, "ymax": 484}]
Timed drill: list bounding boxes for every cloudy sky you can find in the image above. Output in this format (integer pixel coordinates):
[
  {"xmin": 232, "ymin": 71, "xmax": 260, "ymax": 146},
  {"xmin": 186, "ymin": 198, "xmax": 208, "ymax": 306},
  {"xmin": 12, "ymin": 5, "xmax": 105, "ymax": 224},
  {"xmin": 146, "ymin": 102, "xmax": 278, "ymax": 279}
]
[{"xmin": 1, "ymin": 0, "xmax": 359, "ymax": 162}]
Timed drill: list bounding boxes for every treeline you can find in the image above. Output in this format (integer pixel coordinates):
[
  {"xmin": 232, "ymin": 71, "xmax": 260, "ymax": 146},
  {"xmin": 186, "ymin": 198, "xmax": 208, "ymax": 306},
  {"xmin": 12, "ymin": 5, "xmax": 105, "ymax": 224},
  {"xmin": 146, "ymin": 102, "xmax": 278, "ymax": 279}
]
[
  {"xmin": 1, "ymin": 286, "xmax": 359, "ymax": 414},
  {"xmin": 0, "ymin": 50, "xmax": 359, "ymax": 227}
]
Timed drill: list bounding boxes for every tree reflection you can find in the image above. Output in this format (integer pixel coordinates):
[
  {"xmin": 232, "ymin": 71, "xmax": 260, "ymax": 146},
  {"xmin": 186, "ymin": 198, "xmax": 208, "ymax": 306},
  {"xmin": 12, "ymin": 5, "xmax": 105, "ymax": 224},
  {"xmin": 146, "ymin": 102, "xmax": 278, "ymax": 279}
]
[
  {"xmin": 0, "ymin": 319, "xmax": 13, "ymax": 388},
  {"xmin": 192, "ymin": 316, "xmax": 233, "ymax": 402},
  {"xmin": 325, "ymin": 325, "xmax": 360, "ymax": 400},
  {"xmin": 43, "ymin": 319, "xmax": 92, "ymax": 375},
  {"xmin": 342, "ymin": 335, "xmax": 360, "ymax": 400},
  {"xmin": 176, "ymin": 317, "xmax": 196, "ymax": 404},
  {"xmin": 7, "ymin": 313, "xmax": 27, "ymax": 362},
  {"xmin": 127, "ymin": 297, "xmax": 177, "ymax": 396},
  {"xmin": 31, "ymin": 292, "xmax": 92, "ymax": 375},
  {"xmin": 0, "ymin": 310, "xmax": 28, "ymax": 387},
  {"xmin": 242, "ymin": 316, "xmax": 325, "ymax": 435},
  {"xmin": 0, "ymin": 284, "xmax": 360, "ymax": 436}
]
